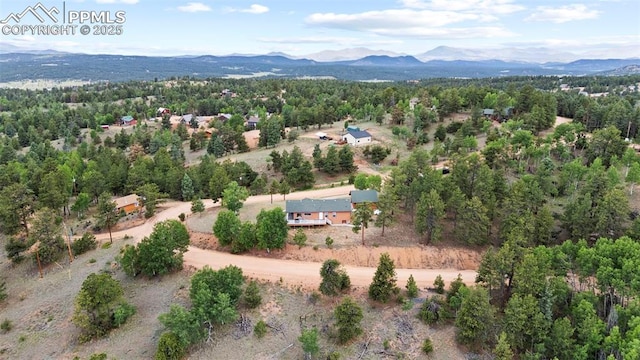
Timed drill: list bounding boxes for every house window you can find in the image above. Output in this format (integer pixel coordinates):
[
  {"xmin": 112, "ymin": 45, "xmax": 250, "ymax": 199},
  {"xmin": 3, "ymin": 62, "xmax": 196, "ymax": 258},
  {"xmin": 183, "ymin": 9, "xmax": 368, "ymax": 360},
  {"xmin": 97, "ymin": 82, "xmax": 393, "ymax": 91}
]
[
  {"xmin": 332, "ymin": 212, "xmax": 336, "ymax": 217},
  {"xmin": 304, "ymin": 213, "xmax": 311, "ymax": 216}
]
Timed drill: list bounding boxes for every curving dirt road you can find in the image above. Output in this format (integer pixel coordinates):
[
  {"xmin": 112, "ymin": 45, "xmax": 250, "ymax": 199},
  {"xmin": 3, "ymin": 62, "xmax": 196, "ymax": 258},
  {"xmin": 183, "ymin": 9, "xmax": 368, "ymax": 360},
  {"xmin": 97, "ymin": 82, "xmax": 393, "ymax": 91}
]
[{"xmin": 98, "ymin": 185, "xmax": 478, "ymax": 288}]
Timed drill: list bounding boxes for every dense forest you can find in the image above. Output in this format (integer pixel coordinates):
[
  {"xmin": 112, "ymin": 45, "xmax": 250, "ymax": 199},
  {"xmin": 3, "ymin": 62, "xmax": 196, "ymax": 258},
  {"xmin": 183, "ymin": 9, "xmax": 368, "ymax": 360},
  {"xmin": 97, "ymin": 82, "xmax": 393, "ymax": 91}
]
[{"xmin": 1, "ymin": 75, "xmax": 640, "ymax": 359}]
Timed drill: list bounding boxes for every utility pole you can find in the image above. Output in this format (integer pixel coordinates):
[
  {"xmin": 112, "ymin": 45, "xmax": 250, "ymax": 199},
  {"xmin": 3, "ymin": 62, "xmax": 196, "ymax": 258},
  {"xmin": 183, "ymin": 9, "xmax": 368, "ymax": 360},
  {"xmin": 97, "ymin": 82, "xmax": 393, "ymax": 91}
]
[{"xmin": 64, "ymin": 222, "xmax": 74, "ymax": 263}]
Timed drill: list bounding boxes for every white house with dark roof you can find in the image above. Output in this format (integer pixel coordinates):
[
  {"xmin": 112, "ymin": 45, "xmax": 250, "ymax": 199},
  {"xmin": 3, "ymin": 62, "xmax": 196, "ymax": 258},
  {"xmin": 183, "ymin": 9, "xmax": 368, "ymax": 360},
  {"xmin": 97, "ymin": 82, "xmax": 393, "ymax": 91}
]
[{"xmin": 343, "ymin": 130, "xmax": 372, "ymax": 146}]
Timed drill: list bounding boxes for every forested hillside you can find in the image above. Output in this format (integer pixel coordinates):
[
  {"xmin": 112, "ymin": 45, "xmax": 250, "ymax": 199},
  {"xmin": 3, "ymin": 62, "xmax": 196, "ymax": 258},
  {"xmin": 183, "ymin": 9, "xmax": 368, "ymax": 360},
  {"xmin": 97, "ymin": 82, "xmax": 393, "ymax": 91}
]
[{"xmin": 1, "ymin": 75, "xmax": 640, "ymax": 359}]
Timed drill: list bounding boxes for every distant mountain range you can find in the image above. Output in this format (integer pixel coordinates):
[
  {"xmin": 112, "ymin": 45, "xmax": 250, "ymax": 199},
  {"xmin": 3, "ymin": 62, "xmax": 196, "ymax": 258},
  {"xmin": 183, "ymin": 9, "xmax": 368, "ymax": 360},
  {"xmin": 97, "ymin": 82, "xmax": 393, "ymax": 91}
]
[{"xmin": 0, "ymin": 47, "xmax": 638, "ymax": 83}]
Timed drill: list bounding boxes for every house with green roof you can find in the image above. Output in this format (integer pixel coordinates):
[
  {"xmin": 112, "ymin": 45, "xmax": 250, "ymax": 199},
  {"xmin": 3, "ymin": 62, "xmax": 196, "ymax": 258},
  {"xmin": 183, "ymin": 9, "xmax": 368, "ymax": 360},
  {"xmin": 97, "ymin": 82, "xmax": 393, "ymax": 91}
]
[{"xmin": 285, "ymin": 198, "xmax": 352, "ymax": 226}]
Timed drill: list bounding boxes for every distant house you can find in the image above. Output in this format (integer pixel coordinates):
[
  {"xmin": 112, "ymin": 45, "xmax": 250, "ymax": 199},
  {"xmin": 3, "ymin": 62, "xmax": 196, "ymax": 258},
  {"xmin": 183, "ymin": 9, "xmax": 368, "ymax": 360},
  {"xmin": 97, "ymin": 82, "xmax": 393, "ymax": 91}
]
[
  {"xmin": 217, "ymin": 113, "xmax": 232, "ymax": 122},
  {"xmin": 346, "ymin": 125, "xmax": 361, "ymax": 132},
  {"xmin": 100, "ymin": 125, "xmax": 110, "ymax": 130},
  {"xmin": 180, "ymin": 114, "xmax": 193, "ymax": 124},
  {"xmin": 114, "ymin": 194, "xmax": 141, "ymax": 214},
  {"xmin": 482, "ymin": 109, "xmax": 495, "ymax": 117},
  {"xmin": 157, "ymin": 107, "xmax": 171, "ymax": 116},
  {"xmin": 343, "ymin": 130, "xmax": 372, "ymax": 146},
  {"xmin": 349, "ymin": 190, "xmax": 378, "ymax": 208},
  {"xmin": 502, "ymin": 107, "xmax": 514, "ymax": 120},
  {"xmin": 247, "ymin": 116, "xmax": 261, "ymax": 129},
  {"xmin": 285, "ymin": 198, "xmax": 352, "ymax": 226},
  {"xmin": 120, "ymin": 115, "xmax": 136, "ymax": 126},
  {"xmin": 221, "ymin": 89, "xmax": 237, "ymax": 98}
]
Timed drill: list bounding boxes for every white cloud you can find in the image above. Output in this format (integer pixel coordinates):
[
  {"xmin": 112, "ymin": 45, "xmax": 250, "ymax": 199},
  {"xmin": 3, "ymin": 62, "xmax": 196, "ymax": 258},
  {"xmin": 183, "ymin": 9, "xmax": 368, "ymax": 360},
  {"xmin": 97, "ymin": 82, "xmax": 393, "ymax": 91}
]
[
  {"xmin": 525, "ymin": 4, "xmax": 600, "ymax": 23},
  {"xmin": 225, "ymin": 4, "xmax": 269, "ymax": 14},
  {"xmin": 95, "ymin": 0, "xmax": 139, "ymax": 4},
  {"xmin": 399, "ymin": 0, "xmax": 524, "ymax": 14},
  {"xmin": 307, "ymin": 9, "xmax": 481, "ymax": 29},
  {"xmin": 177, "ymin": 2, "xmax": 211, "ymax": 13}
]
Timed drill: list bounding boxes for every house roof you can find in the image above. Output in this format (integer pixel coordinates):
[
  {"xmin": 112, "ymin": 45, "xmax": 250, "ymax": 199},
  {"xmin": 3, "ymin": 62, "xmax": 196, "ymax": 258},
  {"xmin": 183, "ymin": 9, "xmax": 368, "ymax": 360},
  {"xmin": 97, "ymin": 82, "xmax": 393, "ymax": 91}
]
[
  {"xmin": 350, "ymin": 190, "xmax": 379, "ymax": 203},
  {"xmin": 483, "ymin": 109, "xmax": 494, "ymax": 115},
  {"xmin": 121, "ymin": 115, "xmax": 134, "ymax": 122},
  {"xmin": 286, "ymin": 198, "xmax": 351, "ymax": 213},
  {"xmin": 182, "ymin": 114, "xmax": 193, "ymax": 122},
  {"xmin": 346, "ymin": 130, "xmax": 371, "ymax": 139},
  {"xmin": 114, "ymin": 194, "xmax": 139, "ymax": 209},
  {"xmin": 347, "ymin": 125, "xmax": 361, "ymax": 132},
  {"xmin": 247, "ymin": 115, "xmax": 261, "ymax": 124}
]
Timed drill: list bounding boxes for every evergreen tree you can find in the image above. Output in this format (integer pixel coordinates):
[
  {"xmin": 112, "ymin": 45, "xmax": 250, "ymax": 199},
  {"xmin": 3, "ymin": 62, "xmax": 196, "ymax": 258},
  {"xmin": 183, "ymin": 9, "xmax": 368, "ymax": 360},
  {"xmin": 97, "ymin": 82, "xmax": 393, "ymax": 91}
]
[
  {"xmin": 323, "ymin": 146, "xmax": 340, "ymax": 174},
  {"xmin": 334, "ymin": 297, "xmax": 363, "ymax": 344},
  {"xmin": 406, "ymin": 274, "xmax": 419, "ymax": 298},
  {"xmin": 190, "ymin": 198, "xmax": 205, "ymax": 213},
  {"xmin": 243, "ymin": 280, "xmax": 262, "ymax": 309},
  {"xmin": 181, "ymin": 173, "xmax": 195, "ymax": 201},
  {"xmin": 368, "ymin": 253, "xmax": 398, "ymax": 303},
  {"xmin": 415, "ymin": 189, "xmax": 446, "ymax": 244},
  {"xmin": 352, "ymin": 202, "xmax": 373, "ymax": 246},
  {"xmin": 455, "ymin": 286, "xmax": 494, "ymax": 348},
  {"xmin": 338, "ymin": 145, "xmax": 355, "ymax": 173},
  {"xmin": 319, "ymin": 259, "xmax": 351, "ymax": 296}
]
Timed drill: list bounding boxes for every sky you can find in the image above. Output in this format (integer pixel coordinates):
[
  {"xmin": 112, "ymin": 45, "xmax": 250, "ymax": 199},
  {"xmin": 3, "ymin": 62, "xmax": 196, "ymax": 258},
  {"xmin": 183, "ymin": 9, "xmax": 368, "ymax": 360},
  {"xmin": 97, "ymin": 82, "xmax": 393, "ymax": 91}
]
[{"xmin": 0, "ymin": 0, "xmax": 639, "ymax": 60}]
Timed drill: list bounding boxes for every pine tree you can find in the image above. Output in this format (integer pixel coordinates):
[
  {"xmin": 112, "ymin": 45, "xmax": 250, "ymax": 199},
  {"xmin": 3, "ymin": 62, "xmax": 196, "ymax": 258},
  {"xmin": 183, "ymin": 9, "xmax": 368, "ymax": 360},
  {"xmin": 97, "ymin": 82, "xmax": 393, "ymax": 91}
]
[
  {"xmin": 181, "ymin": 174, "xmax": 195, "ymax": 201},
  {"xmin": 334, "ymin": 297, "xmax": 363, "ymax": 344},
  {"xmin": 368, "ymin": 253, "xmax": 398, "ymax": 303},
  {"xmin": 406, "ymin": 274, "xmax": 418, "ymax": 298}
]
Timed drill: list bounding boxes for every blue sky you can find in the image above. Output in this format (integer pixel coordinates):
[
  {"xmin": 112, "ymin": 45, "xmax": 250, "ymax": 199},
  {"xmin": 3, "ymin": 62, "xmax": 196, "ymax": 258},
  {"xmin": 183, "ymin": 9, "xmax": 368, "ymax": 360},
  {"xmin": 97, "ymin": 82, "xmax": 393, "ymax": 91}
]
[{"xmin": 0, "ymin": 0, "xmax": 638, "ymax": 60}]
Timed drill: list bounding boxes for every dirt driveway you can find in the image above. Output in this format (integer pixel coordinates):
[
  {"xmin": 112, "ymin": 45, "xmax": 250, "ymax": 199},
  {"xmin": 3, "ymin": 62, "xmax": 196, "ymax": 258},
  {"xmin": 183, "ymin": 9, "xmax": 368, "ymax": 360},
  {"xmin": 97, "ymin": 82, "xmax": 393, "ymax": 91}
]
[{"xmin": 97, "ymin": 185, "xmax": 478, "ymax": 288}]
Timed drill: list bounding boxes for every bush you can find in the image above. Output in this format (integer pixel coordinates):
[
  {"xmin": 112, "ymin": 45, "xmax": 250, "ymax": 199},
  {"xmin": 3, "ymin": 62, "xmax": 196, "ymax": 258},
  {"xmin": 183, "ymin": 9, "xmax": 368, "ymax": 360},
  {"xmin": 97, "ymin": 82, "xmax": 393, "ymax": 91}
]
[
  {"xmin": 434, "ymin": 275, "xmax": 445, "ymax": 294},
  {"xmin": 1, "ymin": 319, "xmax": 13, "ymax": 333},
  {"xmin": 422, "ymin": 338, "xmax": 434, "ymax": 354},
  {"xmin": 446, "ymin": 122, "xmax": 463, "ymax": 134},
  {"xmin": 254, "ymin": 320, "xmax": 267, "ymax": 338},
  {"xmin": 244, "ymin": 280, "xmax": 262, "ymax": 309},
  {"xmin": 113, "ymin": 303, "xmax": 136, "ymax": 327},
  {"xmin": 0, "ymin": 281, "xmax": 7, "ymax": 302},
  {"xmin": 101, "ymin": 242, "xmax": 111, "ymax": 249},
  {"xmin": 5, "ymin": 237, "xmax": 31, "ymax": 263},
  {"xmin": 155, "ymin": 332, "xmax": 186, "ymax": 360},
  {"xmin": 190, "ymin": 198, "xmax": 205, "ymax": 213},
  {"xmin": 293, "ymin": 228, "xmax": 307, "ymax": 248},
  {"xmin": 406, "ymin": 274, "xmax": 418, "ymax": 299},
  {"xmin": 327, "ymin": 351, "xmax": 341, "ymax": 360},
  {"xmin": 89, "ymin": 354, "xmax": 107, "ymax": 360},
  {"xmin": 325, "ymin": 236, "xmax": 334, "ymax": 248},
  {"xmin": 178, "ymin": 213, "xmax": 186, "ymax": 222},
  {"xmin": 72, "ymin": 233, "xmax": 97, "ymax": 256}
]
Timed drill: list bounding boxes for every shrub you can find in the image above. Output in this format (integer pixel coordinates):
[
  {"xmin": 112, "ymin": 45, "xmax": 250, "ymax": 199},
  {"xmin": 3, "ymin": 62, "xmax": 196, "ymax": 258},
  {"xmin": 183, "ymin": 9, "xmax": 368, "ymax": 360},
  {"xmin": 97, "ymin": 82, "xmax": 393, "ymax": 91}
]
[
  {"xmin": 244, "ymin": 280, "xmax": 262, "ymax": 309},
  {"xmin": 5, "ymin": 237, "xmax": 31, "ymax": 264},
  {"xmin": 293, "ymin": 228, "xmax": 307, "ymax": 248},
  {"xmin": 327, "ymin": 351, "xmax": 341, "ymax": 360},
  {"xmin": 190, "ymin": 198, "xmax": 205, "ymax": 213},
  {"xmin": 71, "ymin": 233, "xmax": 97, "ymax": 256},
  {"xmin": 1, "ymin": 319, "xmax": 13, "ymax": 333},
  {"xmin": 254, "ymin": 320, "xmax": 267, "ymax": 338},
  {"xmin": 113, "ymin": 303, "xmax": 136, "ymax": 327},
  {"xmin": 422, "ymin": 338, "xmax": 434, "ymax": 354},
  {"xmin": 325, "ymin": 236, "xmax": 334, "ymax": 248},
  {"xmin": 101, "ymin": 242, "xmax": 111, "ymax": 249},
  {"xmin": 0, "ymin": 281, "xmax": 7, "ymax": 302},
  {"xmin": 178, "ymin": 213, "xmax": 186, "ymax": 222},
  {"xmin": 89, "ymin": 354, "xmax": 107, "ymax": 360},
  {"xmin": 406, "ymin": 274, "xmax": 418, "ymax": 299},
  {"xmin": 434, "ymin": 275, "xmax": 445, "ymax": 294},
  {"xmin": 155, "ymin": 332, "xmax": 186, "ymax": 360},
  {"xmin": 419, "ymin": 297, "xmax": 445, "ymax": 325}
]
